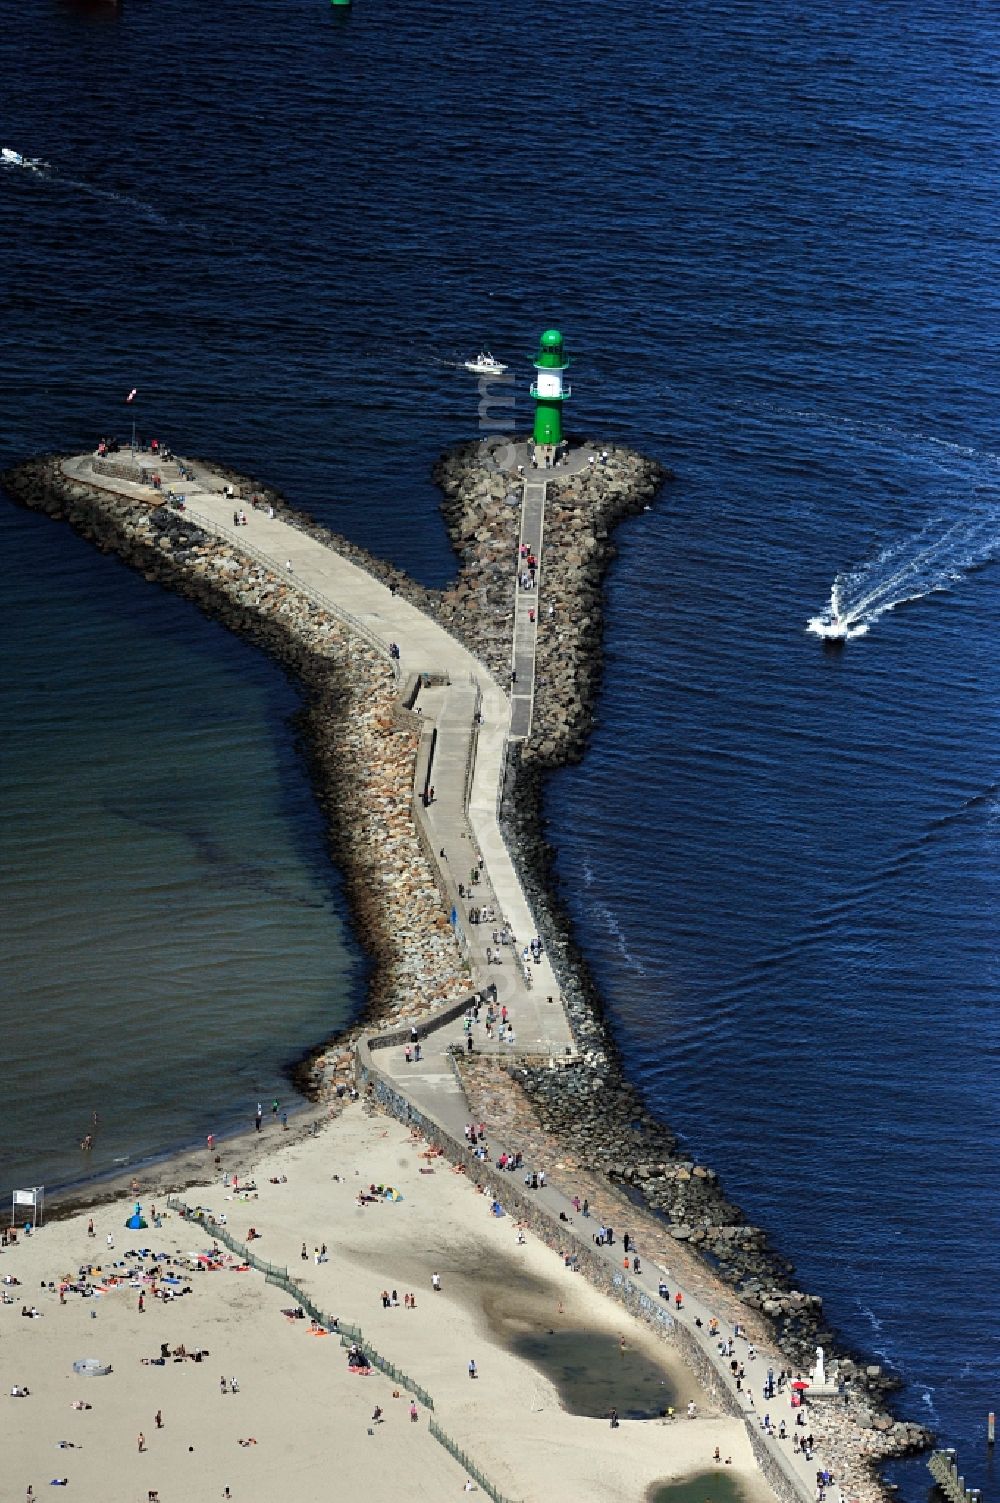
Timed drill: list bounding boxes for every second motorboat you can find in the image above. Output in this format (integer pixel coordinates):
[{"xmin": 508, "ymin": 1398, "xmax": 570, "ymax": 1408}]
[{"xmin": 464, "ymin": 351, "xmax": 508, "ymax": 376}]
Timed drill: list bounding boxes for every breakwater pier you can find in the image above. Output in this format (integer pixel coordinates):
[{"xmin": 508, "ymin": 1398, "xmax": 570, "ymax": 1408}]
[{"xmin": 2, "ymin": 437, "xmax": 930, "ymax": 1503}]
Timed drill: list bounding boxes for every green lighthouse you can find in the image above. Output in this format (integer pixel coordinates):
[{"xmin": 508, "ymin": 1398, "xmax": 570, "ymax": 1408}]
[{"xmin": 530, "ymin": 328, "xmax": 571, "ymax": 449}]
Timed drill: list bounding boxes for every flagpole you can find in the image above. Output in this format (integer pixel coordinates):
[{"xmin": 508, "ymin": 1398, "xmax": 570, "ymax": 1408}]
[{"xmin": 126, "ymin": 387, "xmax": 138, "ymax": 455}]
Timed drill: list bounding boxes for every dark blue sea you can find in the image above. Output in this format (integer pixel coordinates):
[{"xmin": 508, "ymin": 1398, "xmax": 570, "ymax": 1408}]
[{"xmin": 2, "ymin": 2, "xmax": 997, "ymax": 1495}]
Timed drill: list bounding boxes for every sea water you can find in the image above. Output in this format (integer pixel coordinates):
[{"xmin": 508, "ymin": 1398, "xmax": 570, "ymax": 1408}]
[{"xmin": 1, "ymin": 2, "xmax": 997, "ymax": 1495}]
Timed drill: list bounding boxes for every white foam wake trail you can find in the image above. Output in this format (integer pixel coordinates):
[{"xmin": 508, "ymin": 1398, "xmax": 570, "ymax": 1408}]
[
  {"xmin": 57, "ymin": 174, "xmax": 168, "ymax": 223},
  {"xmin": 808, "ymin": 506, "xmax": 1000, "ymax": 640},
  {"xmin": 2, "ymin": 150, "xmax": 175, "ymax": 225}
]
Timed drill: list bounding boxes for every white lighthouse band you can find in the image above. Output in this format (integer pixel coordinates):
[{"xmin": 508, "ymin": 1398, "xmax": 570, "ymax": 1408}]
[{"xmin": 532, "ymin": 368, "xmax": 570, "ymax": 400}]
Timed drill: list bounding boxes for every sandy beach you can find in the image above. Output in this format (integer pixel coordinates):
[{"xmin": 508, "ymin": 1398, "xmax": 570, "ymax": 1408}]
[{"xmin": 2, "ymin": 1103, "xmax": 773, "ymax": 1503}]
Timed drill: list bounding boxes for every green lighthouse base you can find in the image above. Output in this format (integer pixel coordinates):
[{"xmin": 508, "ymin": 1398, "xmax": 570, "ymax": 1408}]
[{"xmin": 533, "ymin": 400, "xmax": 563, "ymax": 447}]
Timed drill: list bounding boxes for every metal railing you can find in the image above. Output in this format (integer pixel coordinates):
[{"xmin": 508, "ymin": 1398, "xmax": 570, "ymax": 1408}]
[
  {"xmin": 179, "ymin": 505, "xmax": 400, "ymax": 675},
  {"xmin": 166, "ymin": 1196, "xmax": 423, "ymax": 1402}
]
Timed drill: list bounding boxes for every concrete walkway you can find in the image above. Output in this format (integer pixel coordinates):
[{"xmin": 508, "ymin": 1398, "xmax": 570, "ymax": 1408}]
[
  {"xmin": 375, "ymin": 1029, "xmax": 825, "ymax": 1503},
  {"xmin": 66, "ymin": 449, "xmax": 828, "ymax": 1503},
  {"xmin": 62, "ymin": 451, "xmax": 572, "ymax": 1057}
]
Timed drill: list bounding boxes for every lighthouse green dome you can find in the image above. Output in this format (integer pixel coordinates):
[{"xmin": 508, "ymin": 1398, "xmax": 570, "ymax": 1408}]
[{"xmin": 535, "ymin": 328, "xmax": 568, "ymax": 370}]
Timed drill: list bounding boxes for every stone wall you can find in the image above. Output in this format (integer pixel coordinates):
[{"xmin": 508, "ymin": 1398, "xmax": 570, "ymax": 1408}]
[
  {"xmin": 91, "ymin": 456, "xmax": 145, "ymax": 483},
  {"xmin": 357, "ymin": 1037, "xmax": 818, "ymax": 1503},
  {"xmin": 365, "ymin": 992, "xmax": 475, "ymax": 1051}
]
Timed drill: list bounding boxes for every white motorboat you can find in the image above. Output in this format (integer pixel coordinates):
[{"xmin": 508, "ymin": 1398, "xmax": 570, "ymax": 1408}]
[
  {"xmin": 2, "ymin": 147, "xmax": 49, "ymax": 170},
  {"xmin": 464, "ymin": 351, "xmax": 508, "ymax": 376}
]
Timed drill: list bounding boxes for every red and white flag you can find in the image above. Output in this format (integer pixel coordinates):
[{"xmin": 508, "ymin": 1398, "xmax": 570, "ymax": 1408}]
[{"xmin": 126, "ymin": 387, "xmax": 137, "ymax": 403}]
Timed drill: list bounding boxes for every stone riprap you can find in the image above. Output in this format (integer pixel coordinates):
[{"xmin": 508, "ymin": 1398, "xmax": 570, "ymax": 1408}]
[
  {"xmin": 417, "ymin": 441, "xmax": 931, "ymax": 1485},
  {"xmin": 1, "ymin": 456, "xmax": 470, "ymax": 1082},
  {"xmin": 3, "ymin": 439, "xmax": 930, "ymax": 1499},
  {"xmin": 450, "ymin": 1057, "xmax": 931, "ymax": 1498}
]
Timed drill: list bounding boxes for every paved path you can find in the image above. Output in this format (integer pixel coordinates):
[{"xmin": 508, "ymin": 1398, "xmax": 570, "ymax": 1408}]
[
  {"xmin": 376, "ymin": 1026, "xmax": 825, "ymax": 1503},
  {"xmin": 69, "ymin": 450, "xmax": 827, "ymax": 1502},
  {"xmin": 63, "ymin": 451, "xmax": 572, "ymax": 1056},
  {"xmin": 510, "ymin": 479, "xmax": 546, "ymax": 740}
]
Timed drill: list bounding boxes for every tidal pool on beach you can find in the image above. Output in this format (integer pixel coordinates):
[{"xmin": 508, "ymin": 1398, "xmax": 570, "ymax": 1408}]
[
  {"xmin": 479, "ymin": 1268, "xmax": 682, "ymax": 1419},
  {"xmin": 647, "ymin": 1468, "xmax": 754, "ymax": 1503},
  {"xmin": 509, "ymin": 1327, "xmax": 677, "ymax": 1419}
]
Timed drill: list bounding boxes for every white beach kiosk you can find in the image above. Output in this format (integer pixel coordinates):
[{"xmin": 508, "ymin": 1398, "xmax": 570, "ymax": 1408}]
[{"xmin": 10, "ymin": 1185, "xmax": 44, "ymax": 1231}]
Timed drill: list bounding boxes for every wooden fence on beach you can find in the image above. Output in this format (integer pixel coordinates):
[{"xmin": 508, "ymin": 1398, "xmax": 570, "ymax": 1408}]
[{"xmin": 165, "ymin": 1195, "xmax": 519, "ymax": 1500}]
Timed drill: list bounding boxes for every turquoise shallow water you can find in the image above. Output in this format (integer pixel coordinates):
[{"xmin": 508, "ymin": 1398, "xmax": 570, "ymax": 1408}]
[{"xmin": 0, "ymin": 504, "xmax": 365, "ymax": 1191}]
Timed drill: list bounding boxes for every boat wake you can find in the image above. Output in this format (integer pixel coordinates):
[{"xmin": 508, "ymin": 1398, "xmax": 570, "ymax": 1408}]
[
  {"xmin": 808, "ymin": 506, "xmax": 1000, "ymax": 641},
  {"xmin": 2, "ymin": 145, "xmax": 187, "ymax": 227},
  {"xmin": 582, "ymin": 860, "xmax": 648, "ymax": 978}
]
